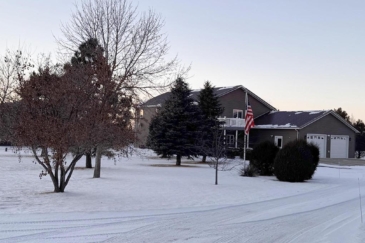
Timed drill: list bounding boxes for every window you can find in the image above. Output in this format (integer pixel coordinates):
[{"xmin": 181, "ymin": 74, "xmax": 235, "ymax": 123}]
[
  {"xmin": 140, "ymin": 109, "xmax": 144, "ymax": 117},
  {"xmin": 233, "ymin": 109, "xmax": 243, "ymax": 118},
  {"xmin": 226, "ymin": 135, "xmax": 235, "ymax": 145},
  {"xmin": 274, "ymin": 136, "xmax": 283, "ymax": 149}
]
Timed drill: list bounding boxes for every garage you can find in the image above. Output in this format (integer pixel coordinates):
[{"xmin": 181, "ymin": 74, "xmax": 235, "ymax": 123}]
[
  {"xmin": 330, "ymin": 135, "xmax": 349, "ymax": 158},
  {"xmin": 307, "ymin": 134, "xmax": 327, "ymax": 158},
  {"xmin": 253, "ymin": 110, "xmax": 360, "ymax": 158}
]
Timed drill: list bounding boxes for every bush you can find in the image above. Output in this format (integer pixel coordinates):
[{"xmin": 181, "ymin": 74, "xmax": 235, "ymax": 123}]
[
  {"xmin": 226, "ymin": 148, "xmax": 239, "ymax": 159},
  {"xmin": 239, "ymin": 148, "xmax": 252, "ymax": 161},
  {"xmin": 240, "ymin": 164, "xmax": 257, "ymax": 177},
  {"xmin": 274, "ymin": 140, "xmax": 315, "ymax": 182},
  {"xmin": 250, "ymin": 141, "xmax": 279, "ymax": 176}
]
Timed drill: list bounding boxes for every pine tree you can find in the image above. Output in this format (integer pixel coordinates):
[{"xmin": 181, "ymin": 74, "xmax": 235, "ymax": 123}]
[
  {"xmin": 148, "ymin": 78, "xmax": 202, "ymax": 165},
  {"xmin": 354, "ymin": 119, "xmax": 365, "ymax": 158},
  {"xmin": 333, "ymin": 107, "xmax": 350, "ymax": 122},
  {"xmin": 198, "ymin": 81, "xmax": 224, "ymax": 162},
  {"xmin": 66, "ymin": 38, "xmax": 104, "ymax": 169}
]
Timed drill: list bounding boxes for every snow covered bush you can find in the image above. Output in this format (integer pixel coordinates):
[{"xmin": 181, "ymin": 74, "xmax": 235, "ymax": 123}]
[
  {"xmin": 274, "ymin": 140, "xmax": 315, "ymax": 182},
  {"xmin": 250, "ymin": 141, "xmax": 279, "ymax": 176}
]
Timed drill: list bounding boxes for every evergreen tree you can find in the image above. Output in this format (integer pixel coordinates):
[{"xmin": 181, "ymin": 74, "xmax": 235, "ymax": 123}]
[
  {"xmin": 333, "ymin": 107, "xmax": 350, "ymax": 122},
  {"xmin": 198, "ymin": 81, "xmax": 224, "ymax": 162},
  {"xmin": 149, "ymin": 78, "xmax": 202, "ymax": 165},
  {"xmin": 354, "ymin": 119, "xmax": 365, "ymax": 158},
  {"xmin": 65, "ymin": 38, "xmax": 107, "ymax": 169},
  {"xmin": 147, "ymin": 114, "xmax": 170, "ymax": 158}
]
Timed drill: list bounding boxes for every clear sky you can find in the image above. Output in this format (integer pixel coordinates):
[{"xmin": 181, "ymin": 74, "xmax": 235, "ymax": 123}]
[{"xmin": 1, "ymin": 0, "xmax": 364, "ymax": 120}]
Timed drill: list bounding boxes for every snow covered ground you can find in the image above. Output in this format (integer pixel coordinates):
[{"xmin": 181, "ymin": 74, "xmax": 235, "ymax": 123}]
[{"xmin": 1, "ymin": 146, "xmax": 365, "ymax": 242}]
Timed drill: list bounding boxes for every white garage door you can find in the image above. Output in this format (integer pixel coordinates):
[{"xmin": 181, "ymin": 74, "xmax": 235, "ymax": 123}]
[
  {"xmin": 307, "ymin": 134, "xmax": 326, "ymax": 158},
  {"xmin": 330, "ymin": 135, "xmax": 349, "ymax": 158}
]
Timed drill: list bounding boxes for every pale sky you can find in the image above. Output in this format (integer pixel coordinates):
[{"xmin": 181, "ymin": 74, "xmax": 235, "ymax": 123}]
[{"xmin": 1, "ymin": 0, "xmax": 364, "ymax": 120}]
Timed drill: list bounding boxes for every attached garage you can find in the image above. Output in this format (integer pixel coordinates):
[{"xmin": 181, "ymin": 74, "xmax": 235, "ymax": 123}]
[
  {"xmin": 252, "ymin": 110, "xmax": 360, "ymax": 158},
  {"xmin": 330, "ymin": 135, "xmax": 349, "ymax": 158},
  {"xmin": 307, "ymin": 134, "xmax": 326, "ymax": 158}
]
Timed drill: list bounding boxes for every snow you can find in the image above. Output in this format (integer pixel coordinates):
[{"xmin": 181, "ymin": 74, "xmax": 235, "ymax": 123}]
[
  {"xmin": 1, "ymin": 146, "xmax": 365, "ymax": 242},
  {"xmin": 309, "ymin": 111, "xmax": 322, "ymax": 115},
  {"xmin": 218, "ymin": 86, "xmax": 235, "ymax": 90},
  {"xmin": 255, "ymin": 123, "xmax": 298, "ymax": 128}
]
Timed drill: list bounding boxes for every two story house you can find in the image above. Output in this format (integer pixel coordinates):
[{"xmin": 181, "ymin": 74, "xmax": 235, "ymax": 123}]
[{"xmin": 135, "ymin": 85, "xmax": 359, "ymax": 158}]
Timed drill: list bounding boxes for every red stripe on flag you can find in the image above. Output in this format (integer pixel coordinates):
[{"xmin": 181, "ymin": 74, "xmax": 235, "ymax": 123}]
[{"xmin": 245, "ymin": 103, "xmax": 254, "ymax": 135}]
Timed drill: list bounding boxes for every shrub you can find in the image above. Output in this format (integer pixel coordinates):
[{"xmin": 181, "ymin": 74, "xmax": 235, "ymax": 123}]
[
  {"xmin": 250, "ymin": 141, "xmax": 279, "ymax": 176},
  {"xmin": 226, "ymin": 148, "xmax": 239, "ymax": 159},
  {"xmin": 274, "ymin": 140, "xmax": 315, "ymax": 182},
  {"xmin": 306, "ymin": 143, "xmax": 320, "ymax": 179},
  {"xmin": 240, "ymin": 164, "xmax": 257, "ymax": 177}
]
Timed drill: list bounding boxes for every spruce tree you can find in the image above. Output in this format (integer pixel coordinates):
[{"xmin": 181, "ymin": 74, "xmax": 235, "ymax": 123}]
[
  {"xmin": 149, "ymin": 78, "xmax": 202, "ymax": 165},
  {"xmin": 198, "ymin": 81, "xmax": 224, "ymax": 162}
]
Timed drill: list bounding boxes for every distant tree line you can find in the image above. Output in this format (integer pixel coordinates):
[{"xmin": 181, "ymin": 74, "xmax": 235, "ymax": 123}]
[{"xmin": 333, "ymin": 107, "xmax": 365, "ymax": 158}]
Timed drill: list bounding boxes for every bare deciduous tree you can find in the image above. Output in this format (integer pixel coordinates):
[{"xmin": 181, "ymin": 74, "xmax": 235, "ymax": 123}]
[
  {"xmin": 12, "ymin": 46, "xmax": 134, "ymax": 192},
  {"xmin": 57, "ymin": 0, "xmax": 183, "ymax": 177},
  {"xmin": 0, "ymin": 50, "xmax": 33, "ymax": 143},
  {"xmin": 199, "ymin": 123, "xmax": 233, "ymax": 185},
  {"xmin": 0, "ymin": 49, "xmax": 32, "ymax": 104},
  {"xmin": 58, "ymin": 0, "xmax": 177, "ymax": 95}
]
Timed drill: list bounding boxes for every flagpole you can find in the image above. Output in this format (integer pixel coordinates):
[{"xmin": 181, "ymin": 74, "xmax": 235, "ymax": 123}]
[{"xmin": 243, "ymin": 91, "xmax": 248, "ymax": 165}]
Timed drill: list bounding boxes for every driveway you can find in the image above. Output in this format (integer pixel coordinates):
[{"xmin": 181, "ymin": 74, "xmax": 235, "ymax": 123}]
[{"xmin": 320, "ymin": 158, "xmax": 365, "ymax": 166}]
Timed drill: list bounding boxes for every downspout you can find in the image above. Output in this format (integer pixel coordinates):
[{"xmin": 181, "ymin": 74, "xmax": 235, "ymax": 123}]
[{"xmin": 295, "ymin": 129, "xmax": 299, "ymax": 140}]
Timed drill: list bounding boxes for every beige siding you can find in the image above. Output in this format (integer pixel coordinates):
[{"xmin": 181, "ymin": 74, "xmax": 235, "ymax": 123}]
[{"xmin": 135, "ymin": 106, "xmax": 159, "ymax": 147}]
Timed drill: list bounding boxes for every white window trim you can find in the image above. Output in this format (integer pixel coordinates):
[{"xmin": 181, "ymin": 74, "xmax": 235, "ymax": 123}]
[
  {"xmin": 274, "ymin": 136, "xmax": 283, "ymax": 149},
  {"xmin": 233, "ymin": 109, "xmax": 243, "ymax": 119},
  {"xmin": 227, "ymin": 135, "xmax": 235, "ymax": 145}
]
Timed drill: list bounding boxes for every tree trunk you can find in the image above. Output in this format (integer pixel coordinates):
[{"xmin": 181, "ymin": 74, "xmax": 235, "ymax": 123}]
[
  {"xmin": 176, "ymin": 154, "xmax": 181, "ymax": 166},
  {"xmin": 85, "ymin": 152, "xmax": 92, "ymax": 168},
  {"xmin": 41, "ymin": 147, "xmax": 47, "ymax": 157},
  {"xmin": 202, "ymin": 155, "xmax": 207, "ymax": 163},
  {"xmin": 93, "ymin": 146, "xmax": 102, "ymax": 178}
]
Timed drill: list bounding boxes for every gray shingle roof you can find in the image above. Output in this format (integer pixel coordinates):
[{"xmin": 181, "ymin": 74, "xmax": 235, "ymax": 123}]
[
  {"xmin": 142, "ymin": 85, "xmax": 276, "ymax": 111},
  {"xmin": 254, "ymin": 110, "xmax": 328, "ymax": 128},
  {"xmin": 254, "ymin": 110, "xmax": 359, "ymax": 133}
]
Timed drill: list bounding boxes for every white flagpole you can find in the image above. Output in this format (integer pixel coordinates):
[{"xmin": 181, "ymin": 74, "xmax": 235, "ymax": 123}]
[{"xmin": 243, "ymin": 91, "xmax": 248, "ymax": 164}]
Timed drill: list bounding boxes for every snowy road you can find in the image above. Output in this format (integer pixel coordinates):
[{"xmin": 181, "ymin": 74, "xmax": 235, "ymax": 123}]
[{"xmin": 1, "ymin": 181, "xmax": 364, "ymax": 243}]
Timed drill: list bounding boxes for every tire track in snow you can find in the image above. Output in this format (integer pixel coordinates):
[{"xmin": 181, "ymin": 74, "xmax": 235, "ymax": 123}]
[{"xmin": 1, "ymin": 181, "xmax": 363, "ymax": 243}]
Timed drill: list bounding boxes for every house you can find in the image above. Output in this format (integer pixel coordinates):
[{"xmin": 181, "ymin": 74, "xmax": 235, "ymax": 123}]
[
  {"xmin": 135, "ymin": 85, "xmax": 359, "ymax": 158},
  {"xmin": 251, "ymin": 110, "xmax": 359, "ymax": 158},
  {"xmin": 135, "ymin": 85, "xmax": 275, "ymax": 148}
]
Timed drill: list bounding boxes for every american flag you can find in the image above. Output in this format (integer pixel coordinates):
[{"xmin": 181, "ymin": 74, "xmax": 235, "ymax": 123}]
[{"xmin": 245, "ymin": 101, "xmax": 254, "ymax": 135}]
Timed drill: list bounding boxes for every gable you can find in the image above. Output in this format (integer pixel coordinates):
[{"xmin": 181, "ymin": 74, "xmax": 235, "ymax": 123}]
[{"xmin": 301, "ymin": 113, "xmax": 358, "ymax": 135}]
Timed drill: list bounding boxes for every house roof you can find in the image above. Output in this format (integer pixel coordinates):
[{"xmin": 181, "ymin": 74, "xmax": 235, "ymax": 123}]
[
  {"xmin": 142, "ymin": 85, "xmax": 277, "ymax": 111},
  {"xmin": 253, "ymin": 110, "xmax": 360, "ymax": 133}
]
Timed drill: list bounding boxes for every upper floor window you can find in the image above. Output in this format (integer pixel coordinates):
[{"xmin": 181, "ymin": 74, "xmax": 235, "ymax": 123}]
[{"xmin": 233, "ymin": 109, "xmax": 243, "ymax": 119}]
